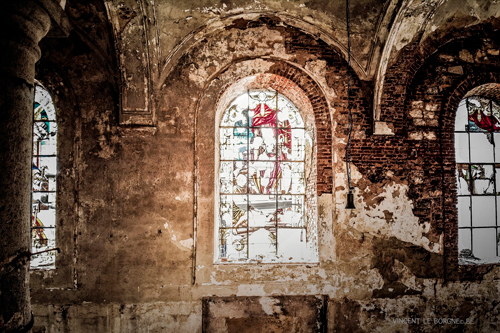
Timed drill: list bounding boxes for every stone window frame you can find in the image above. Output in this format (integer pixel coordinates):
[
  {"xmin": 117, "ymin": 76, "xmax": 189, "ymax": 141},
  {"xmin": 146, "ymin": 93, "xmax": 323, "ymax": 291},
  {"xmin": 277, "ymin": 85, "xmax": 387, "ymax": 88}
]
[
  {"xmin": 29, "ymin": 74, "xmax": 79, "ymax": 289},
  {"xmin": 194, "ymin": 60, "xmax": 333, "ymax": 285},
  {"xmin": 443, "ymin": 77, "xmax": 500, "ymax": 279},
  {"xmin": 31, "ymin": 81, "xmax": 58, "ymax": 269}
]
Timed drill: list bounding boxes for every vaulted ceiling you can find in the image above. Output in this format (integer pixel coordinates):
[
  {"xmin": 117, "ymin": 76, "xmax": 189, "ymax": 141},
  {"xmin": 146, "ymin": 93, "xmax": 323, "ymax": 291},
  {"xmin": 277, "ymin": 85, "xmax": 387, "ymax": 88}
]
[{"xmin": 57, "ymin": 0, "xmax": 500, "ymax": 123}]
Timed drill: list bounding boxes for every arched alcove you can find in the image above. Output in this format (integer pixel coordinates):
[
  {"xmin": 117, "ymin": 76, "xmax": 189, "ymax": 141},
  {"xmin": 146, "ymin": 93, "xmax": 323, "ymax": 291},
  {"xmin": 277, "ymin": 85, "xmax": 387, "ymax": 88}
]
[{"xmin": 194, "ymin": 59, "xmax": 334, "ymax": 287}]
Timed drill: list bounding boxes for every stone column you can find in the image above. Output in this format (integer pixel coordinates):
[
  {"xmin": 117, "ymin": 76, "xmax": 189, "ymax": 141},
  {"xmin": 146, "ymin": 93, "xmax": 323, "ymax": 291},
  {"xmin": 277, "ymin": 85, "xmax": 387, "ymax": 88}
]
[{"xmin": 0, "ymin": 1, "xmax": 52, "ymax": 331}]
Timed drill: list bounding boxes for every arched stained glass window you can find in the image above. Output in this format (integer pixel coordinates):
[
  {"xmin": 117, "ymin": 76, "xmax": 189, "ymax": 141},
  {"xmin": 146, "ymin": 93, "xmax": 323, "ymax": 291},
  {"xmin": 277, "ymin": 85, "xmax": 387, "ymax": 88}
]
[
  {"xmin": 216, "ymin": 90, "xmax": 317, "ymax": 263},
  {"xmin": 31, "ymin": 83, "xmax": 57, "ymax": 269},
  {"xmin": 455, "ymin": 95, "xmax": 500, "ymax": 265}
]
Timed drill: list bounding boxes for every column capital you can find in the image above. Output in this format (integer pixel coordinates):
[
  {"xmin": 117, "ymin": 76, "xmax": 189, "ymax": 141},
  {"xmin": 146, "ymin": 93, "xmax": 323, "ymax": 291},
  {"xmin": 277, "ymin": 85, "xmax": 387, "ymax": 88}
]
[
  {"xmin": 0, "ymin": 1, "xmax": 53, "ymax": 85},
  {"xmin": 36, "ymin": 0, "xmax": 71, "ymax": 38}
]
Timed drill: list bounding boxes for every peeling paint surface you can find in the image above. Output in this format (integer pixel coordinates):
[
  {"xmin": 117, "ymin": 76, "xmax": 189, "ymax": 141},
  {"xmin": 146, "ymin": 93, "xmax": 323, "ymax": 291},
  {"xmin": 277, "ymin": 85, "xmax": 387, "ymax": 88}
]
[{"xmin": 347, "ymin": 181, "xmax": 442, "ymax": 253}]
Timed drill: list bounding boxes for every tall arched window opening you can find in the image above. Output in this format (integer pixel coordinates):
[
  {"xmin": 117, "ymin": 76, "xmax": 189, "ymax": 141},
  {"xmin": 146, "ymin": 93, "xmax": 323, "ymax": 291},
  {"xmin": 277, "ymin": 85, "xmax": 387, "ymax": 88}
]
[
  {"xmin": 455, "ymin": 93, "xmax": 500, "ymax": 265},
  {"xmin": 31, "ymin": 82, "xmax": 58, "ymax": 269},
  {"xmin": 216, "ymin": 90, "xmax": 317, "ymax": 263}
]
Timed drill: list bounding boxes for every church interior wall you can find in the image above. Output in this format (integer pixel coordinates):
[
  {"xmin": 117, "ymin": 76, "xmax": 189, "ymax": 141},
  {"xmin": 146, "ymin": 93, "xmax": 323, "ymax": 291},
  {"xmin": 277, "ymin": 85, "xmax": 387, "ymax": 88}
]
[{"xmin": 8, "ymin": 0, "xmax": 500, "ymax": 332}]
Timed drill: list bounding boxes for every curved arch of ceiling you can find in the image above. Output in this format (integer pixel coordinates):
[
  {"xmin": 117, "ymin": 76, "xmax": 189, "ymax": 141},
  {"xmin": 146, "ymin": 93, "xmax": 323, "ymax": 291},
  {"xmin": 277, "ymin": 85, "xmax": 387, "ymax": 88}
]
[{"xmin": 157, "ymin": 11, "xmax": 367, "ymax": 89}]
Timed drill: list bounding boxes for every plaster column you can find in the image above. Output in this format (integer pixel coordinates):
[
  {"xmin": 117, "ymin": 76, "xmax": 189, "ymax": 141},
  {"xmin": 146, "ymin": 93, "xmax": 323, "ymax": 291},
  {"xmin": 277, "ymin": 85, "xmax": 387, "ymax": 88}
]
[{"xmin": 0, "ymin": 1, "xmax": 52, "ymax": 331}]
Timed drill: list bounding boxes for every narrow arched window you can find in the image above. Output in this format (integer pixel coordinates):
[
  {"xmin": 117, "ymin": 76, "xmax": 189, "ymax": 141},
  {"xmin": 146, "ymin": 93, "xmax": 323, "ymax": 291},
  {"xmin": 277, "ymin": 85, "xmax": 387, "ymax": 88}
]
[
  {"xmin": 455, "ymin": 93, "xmax": 500, "ymax": 264},
  {"xmin": 216, "ymin": 90, "xmax": 317, "ymax": 263},
  {"xmin": 31, "ymin": 83, "xmax": 57, "ymax": 269}
]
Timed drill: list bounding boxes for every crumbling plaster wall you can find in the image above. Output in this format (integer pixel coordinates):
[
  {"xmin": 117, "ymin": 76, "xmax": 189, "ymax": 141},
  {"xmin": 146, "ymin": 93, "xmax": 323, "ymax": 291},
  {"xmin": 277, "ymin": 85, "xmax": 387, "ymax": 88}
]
[{"xmin": 28, "ymin": 0, "xmax": 500, "ymax": 332}]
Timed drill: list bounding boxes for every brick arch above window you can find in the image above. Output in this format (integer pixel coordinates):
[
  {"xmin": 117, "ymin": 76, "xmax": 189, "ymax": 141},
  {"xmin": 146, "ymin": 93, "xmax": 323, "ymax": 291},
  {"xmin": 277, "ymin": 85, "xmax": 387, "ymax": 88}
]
[
  {"xmin": 444, "ymin": 75, "xmax": 500, "ymax": 120},
  {"xmin": 463, "ymin": 83, "xmax": 500, "ymax": 105}
]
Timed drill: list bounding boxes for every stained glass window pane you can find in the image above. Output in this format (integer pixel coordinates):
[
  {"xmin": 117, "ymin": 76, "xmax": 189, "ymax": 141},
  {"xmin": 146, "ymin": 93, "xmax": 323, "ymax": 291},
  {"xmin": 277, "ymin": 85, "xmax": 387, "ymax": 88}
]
[
  {"xmin": 456, "ymin": 164, "xmax": 470, "ymax": 195},
  {"xmin": 471, "ymin": 164, "xmax": 495, "ymax": 195},
  {"xmin": 455, "ymin": 102, "xmax": 468, "ymax": 131},
  {"xmin": 457, "ymin": 197, "xmax": 471, "ymax": 228},
  {"xmin": 471, "ymin": 196, "xmax": 496, "ymax": 227},
  {"xmin": 470, "ymin": 133, "xmax": 494, "ymax": 163},
  {"xmin": 467, "ymin": 97, "xmax": 499, "ymax": 132},
  {"xmin": 33, "ymin": 122, "xmax": 57, "ymax": 155},
  {"xmin": 220, "ymin": 128, "xmax": 248, "ymax": 161},
  {"xmin": 220, "ymin": 96, "xmax": 249, "ymax": 127},
  {"xmin": 32, "ymin": 193, "xmax": 56, "ymax": 228},
  {"xmin": 279, "ymin": 162, "xmax": 305, "ymax": 194},
  {"xmin": 277, "ymin": 96, "xmax": 304, "ymax": 127},
  {"xmin": 220, "ymin": 228, "xmax": 248, "ymax": 261},
  {"xmin": 458, "ymin": 228, "xmax": 471, "ymax": 253},
  {"xmin": 472, "ymin": 228, "xmax": 497, "ymax": 260},
  {"xmin": 284, "ymin": 128, "xmax": 306, "ymax": 161},
  {"xmin": 31, "ymin": 83, "xmax": 57, "ymax": 269},
  {"xmin": 277, "ymin": 228, "xmax": 308, "ymax": 260},
  {"xmin": 34, "ymin": 88, "xmax": 56, "ymax": 121},
  {"xmin": 454, "ymin": 133, "xmax": 469, "ymax": 163},
  {"xmin": 219, "ymin": 162, "xmax": 248, "ymax": 194},
  {"xmin": 217, "ymin": 90, "xmax": 314, "ymax": 263},
  {"xmin": 30, "ymin": 227, "xmax": 56, "ymax": 268},
  {"xmin": 248, "ymin": 227, "xmax": 276, "ymax": 261},
  {"xmin": 248, "ymin": 161, "xmax": 278, "ymax": 194},
  {"xmin": 248, "ymin": 195, "xmax": 276, "ymax": 228},
  {"xmin": 219, "ymin": 195, "xmax": 248, "ymax": 228},
  {"xmin": 278, "ymin": 195, "xmax": 304, "ymax": 227},
  {"xmin": 32, "ymin": 157, "xmax": 57, "ymax": 192}
]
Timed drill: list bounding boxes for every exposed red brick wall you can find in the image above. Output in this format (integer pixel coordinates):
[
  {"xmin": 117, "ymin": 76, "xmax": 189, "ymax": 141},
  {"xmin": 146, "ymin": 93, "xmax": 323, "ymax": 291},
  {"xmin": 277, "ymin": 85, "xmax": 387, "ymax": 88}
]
[{"xmin": 403, "ymin": 32, "xmax": 500, "ymax": 280}]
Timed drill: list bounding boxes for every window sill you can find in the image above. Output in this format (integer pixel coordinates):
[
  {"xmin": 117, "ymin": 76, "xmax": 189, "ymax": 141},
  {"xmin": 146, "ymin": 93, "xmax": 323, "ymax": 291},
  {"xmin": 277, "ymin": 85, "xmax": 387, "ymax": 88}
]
[{"xmin": 214, "ymin": 260, "xmax": 320, "ymax": 265}]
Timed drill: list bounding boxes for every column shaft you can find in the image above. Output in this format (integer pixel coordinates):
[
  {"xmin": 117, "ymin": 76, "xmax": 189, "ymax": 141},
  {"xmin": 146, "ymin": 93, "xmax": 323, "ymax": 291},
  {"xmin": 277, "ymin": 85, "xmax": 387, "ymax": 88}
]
[{"xmin": 0, "ymin": 1, "xmax": 51, "ymax": 331}]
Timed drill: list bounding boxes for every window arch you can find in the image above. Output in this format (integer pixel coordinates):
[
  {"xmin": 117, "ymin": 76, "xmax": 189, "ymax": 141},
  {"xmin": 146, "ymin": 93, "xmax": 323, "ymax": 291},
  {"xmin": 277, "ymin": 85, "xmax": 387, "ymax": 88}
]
[
  {"xmin": 31, "ymin": 82, "xmax": 58, "ymax": 269},
  {"xmin": 216, "ymin": 89, "xmax": 318, "ymax": 263},
  {"xmin": 455, "ymin": 88, "xmax": 500, "ymax": 265}
]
